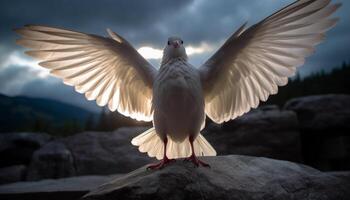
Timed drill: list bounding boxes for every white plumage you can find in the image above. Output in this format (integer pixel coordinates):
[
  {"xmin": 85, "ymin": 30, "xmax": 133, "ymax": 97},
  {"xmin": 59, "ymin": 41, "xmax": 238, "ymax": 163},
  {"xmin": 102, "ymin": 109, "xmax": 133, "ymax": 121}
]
[
  {"xmin": 15, "ymin": 0, "xmax": 340, "ymax": 168},
  {"xmin": 201, "ymin": 0, "xmax": 340, "ymax": 124}
]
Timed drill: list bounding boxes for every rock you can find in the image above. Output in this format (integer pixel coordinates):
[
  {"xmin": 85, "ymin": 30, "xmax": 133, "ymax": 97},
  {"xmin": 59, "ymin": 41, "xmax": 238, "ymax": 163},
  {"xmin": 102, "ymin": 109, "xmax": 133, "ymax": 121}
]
[
  {"xmin": 0, "ymin": 132, "xmax": 52, "ymax": 167},
  {"xmin": 284, "ymin": 94, "xmax": 350, "ymax": 170},
  {"xmin": 204, "ymin": 107, "xmax": 302, "ymax": 162},
  {"xmin": 284, "ymin": 94, "xmax": 350, "ymax": 131},
  {"xmin": 62, "ymin": 127, "xmax": 153, "ymax": 175},
  {"xmin": 0, "ymin": 175, "xmax": 119, "ymax": 200},
  {"xmin": 26, "ymin": 141, "xmax": 76, "ymax": 181},
  {"xmin": 255, "ymin": 104, "xmax": 280, "ymax": 112},
  {"xmin": 327, "ymin": 171, "xmax": 350, "ymax": 182},
  {"xmin": 0, "ymin": 165, "xmax": 27, "ymax": 185},
  {"xmin": 84, "ymin": 155, "xmax": 350, "ymax": 200}
]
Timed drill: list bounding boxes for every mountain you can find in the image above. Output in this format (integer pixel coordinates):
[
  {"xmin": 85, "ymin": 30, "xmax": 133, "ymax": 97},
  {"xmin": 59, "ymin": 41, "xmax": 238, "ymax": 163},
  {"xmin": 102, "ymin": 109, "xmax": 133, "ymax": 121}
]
[{"xmin": 0, "ymin": 94, "xmax": 96, "ymax": 134}]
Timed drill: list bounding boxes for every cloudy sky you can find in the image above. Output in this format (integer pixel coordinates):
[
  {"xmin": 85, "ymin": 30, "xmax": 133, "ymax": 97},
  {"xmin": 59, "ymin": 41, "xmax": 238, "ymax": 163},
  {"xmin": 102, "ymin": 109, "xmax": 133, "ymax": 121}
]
[{"xmin": 0, "ymin": 0, "xmax": 349, "ymax": 112}]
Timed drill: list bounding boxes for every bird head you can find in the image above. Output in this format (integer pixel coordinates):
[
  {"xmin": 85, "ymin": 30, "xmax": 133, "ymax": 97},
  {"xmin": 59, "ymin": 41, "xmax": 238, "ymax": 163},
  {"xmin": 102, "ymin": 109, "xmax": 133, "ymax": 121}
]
[{"xmin": 162, "ymin": 36, "xmax": 187, "ymax": 64}]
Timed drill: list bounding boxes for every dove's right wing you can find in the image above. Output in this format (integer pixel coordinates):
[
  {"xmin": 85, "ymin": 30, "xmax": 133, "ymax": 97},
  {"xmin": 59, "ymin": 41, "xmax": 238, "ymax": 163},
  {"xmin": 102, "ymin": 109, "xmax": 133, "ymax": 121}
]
[
  {"xmin": 199, "ymin": 0, "xmax": 340, "ymax": 124},
  {"xmin": 15, "ymin": 25, "xmax": 157, "ymax": 121}
]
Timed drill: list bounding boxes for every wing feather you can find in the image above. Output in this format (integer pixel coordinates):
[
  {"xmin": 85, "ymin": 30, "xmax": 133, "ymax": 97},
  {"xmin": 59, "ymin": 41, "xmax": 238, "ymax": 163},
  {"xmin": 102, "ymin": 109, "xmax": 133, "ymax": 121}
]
[
  {"xmin": 199, "ymin": 0, "xmax": 340, "ymax": 123},
  {"xmin": 15, "ymin": 25, "xmax": 157, "ymax": 121}
]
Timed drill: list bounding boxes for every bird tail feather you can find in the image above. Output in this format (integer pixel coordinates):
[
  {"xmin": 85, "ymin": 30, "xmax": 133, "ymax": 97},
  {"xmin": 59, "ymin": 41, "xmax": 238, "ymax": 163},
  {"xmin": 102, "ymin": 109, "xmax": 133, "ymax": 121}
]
[{"xmin": 131, "ymin": 127, "xmax": 216, "ymax": 160}]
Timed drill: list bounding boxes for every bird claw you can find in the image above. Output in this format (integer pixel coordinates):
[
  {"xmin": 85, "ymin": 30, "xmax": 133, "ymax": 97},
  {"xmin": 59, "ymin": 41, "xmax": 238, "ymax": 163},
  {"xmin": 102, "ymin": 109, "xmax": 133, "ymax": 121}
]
[
  {"xmin": 183, "ymin": 155, "xmax": 210, "ymax": 168},
  {"xmin": 147, "ymin": 157, "xmax": 176, "ymax": 170}
]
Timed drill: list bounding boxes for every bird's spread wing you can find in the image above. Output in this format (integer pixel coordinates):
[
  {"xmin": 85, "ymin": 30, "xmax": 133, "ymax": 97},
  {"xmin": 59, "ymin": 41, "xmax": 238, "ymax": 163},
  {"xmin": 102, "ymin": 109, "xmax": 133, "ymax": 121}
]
[
  {"xmin": 15, "ymin": 25, "xmax": 158, "ymax": 121},
  {"xmin": 198, "ymin": 0, "xmax": 340, "ymax": 124}
]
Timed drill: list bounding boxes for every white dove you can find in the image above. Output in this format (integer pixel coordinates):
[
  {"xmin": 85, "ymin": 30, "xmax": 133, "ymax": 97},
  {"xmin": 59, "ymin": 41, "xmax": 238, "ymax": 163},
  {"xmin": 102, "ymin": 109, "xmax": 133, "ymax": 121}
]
[{"xmin": 15, "ymin": 0, "xmax": 340, "ymax": 169}]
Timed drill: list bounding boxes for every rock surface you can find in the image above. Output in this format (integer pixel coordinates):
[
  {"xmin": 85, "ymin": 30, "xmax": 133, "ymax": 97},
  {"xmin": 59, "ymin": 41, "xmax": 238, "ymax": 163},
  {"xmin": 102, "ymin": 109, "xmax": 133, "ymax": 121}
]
[
  {"xmin": 0, "ymin": 132, "xmax": 52, "ymax": 167},
  {"xmin": 204, "ymin": 106, "xmax": 302, "ymax": 162},
  {"xmin": 0, "ymin": 175, "xmax": 119, "ymax": 200},
  {"xmin": 327, "ymin": 171, "xmax": 350, "ymax": 182},
  {"xmin": 284, "ymin": 94, "xmax": 350, "ymax": 170},
  {"xmin": 84, "ymin": 155, "xmax": 350, "ymax": 200},
  {"xmin": 62, "ymin": 127, "xmax": 153, "ymax": 175},
  {"xmin": 0, "ymin": 165, "xmax": 27, "ymax": 185},
  {"xmin": 26, "ymin": 141, "xmax": 76, "ymax": 181},
  {"xmin": 284, "ymin": 94, "xmax": 350, "ymax": 131}
]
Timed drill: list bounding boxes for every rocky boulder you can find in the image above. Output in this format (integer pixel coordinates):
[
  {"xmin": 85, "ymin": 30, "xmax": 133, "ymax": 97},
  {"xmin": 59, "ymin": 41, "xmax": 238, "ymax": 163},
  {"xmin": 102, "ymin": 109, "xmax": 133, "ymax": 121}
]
[
  {"xmin": 204, "ymin": 106, "xmax": 302, "ymax": 162},
  {"xmin": 62, "ymin": 127, "xmax": 153, "ymax": 175},
  {"xmin": 0, "ymin": 132, "xmax": 52, "ymax": 167},
  {"xmin": 17, "ymin": 127, "xmax": 153, "ymax": 180},
  {"xmin": 84, "ymin": 155, "xmax": 350, "ymax": 200},
  {"xmin": 0, "ymin": 165, "xmax": 27, "ymax": 185},
  {"xmin": 0, "ymin": 175, "xmax": 119, "ymax": 200},
  {"xmin": 26, "ymin": 141, "xmax": 76, "ymax": 181},
  {"xmin": 327, "ymin": 171, "xmax": 350, "ymax": 182},
  {"xmin": 284, "ymin": 94, "xmax": 350, "ymax": 170},
  {"xmin": 284, "ymin": 94, "xmax": 350, "ymax": 131}
]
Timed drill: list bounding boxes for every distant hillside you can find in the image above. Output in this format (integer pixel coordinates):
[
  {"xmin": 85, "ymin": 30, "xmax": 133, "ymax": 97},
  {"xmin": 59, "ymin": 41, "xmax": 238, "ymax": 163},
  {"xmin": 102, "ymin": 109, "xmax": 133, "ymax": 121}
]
[{"xmin": 0, "ymin": 94, "xmax": 96, "ymax": 135}]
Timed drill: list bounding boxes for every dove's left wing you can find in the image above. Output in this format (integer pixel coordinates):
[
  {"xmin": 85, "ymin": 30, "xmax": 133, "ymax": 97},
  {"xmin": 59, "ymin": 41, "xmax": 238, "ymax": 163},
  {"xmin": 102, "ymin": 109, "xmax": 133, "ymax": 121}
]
[
  {"xmin": 199, "ymin": 0, "xmax": 340, "ymax": 124},
  {"xmin": 15, "ymin": 25, "xmax": 157, "ymax": 121}
]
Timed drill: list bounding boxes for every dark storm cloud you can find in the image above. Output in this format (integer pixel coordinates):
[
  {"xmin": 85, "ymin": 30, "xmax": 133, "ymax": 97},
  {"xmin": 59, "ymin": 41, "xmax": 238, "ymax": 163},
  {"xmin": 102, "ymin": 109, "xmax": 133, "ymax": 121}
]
[
  {"xmin": 163, "ymin": 1, "xmax": 292, "ymax": 44},
  {"xmin": 0, "ymin": 0, "xmax": 193, "ymax": 47},
  {"xmin": 1, "ymin": 0, "xmax": 348, "ymax": 55}
]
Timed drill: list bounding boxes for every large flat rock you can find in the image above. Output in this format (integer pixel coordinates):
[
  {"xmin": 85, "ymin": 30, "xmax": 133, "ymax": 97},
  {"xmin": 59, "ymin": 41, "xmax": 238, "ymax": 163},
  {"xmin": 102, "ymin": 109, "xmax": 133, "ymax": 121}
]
[
  {"xmin": 204, "ymin": 106, "xmax": 301, "ymax": 162},
  {"xmin": 0, "ymin": 165, "xmax": 27, "ymax": 185},
  {"xmin": 85, "ymin": 155, "xmax": 350, "ymax": 200},
  {"xmin": 0, "ymin": 132, "xmax": 52, "ymax": 168},
  {"xmin": 25, "ymin": 127, "xmax": 153, "ymax": 181},
  {"xmin": 0, "ymin": 175, "xmax": 119, "ymax": 200},
  {"xmin": 1, "ymin": 155, "xmax": 349, "ymax": 200},
  {"xmin": 284, "ymin": 94, "xmax": 350, "ymax": 170},
  {"xmin": 284, "ymin": 94, "xmax": 350, "ymax": 132},
  {"xmin": 61, "ymin": 127, "xmax": 152, "ymax": 175}
]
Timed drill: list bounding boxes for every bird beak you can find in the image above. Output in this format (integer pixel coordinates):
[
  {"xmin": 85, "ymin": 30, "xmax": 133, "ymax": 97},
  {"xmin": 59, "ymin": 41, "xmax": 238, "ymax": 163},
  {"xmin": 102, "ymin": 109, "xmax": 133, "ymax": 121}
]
[{"xmin": 173, "ymin": 40, "xmax": 180, "ymax": 48}]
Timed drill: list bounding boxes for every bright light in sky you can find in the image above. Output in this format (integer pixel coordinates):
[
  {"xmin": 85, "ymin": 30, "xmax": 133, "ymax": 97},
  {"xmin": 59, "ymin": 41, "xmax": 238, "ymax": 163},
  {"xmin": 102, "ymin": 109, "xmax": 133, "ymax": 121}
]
[
  {"xmin": 137, "ymin": 47, "xmax": 163, "ymax": 59},
  {"xmin": 186, "ymin": 43, "xmax": 213, "ymax": 55},
  {"xmin": 2, "ymin": 51, "xmax": 49, "ymax": 78},
  {"xmin": 3, "ymin": 45, "xmax": 215, "ymax": 79},
  {"xmin": 137, "ymin": 42, "xmax": 214, "ymax": 60},
  {"xmin": 4, "ymin": 51, "xmax": 37, "ymax": 68}
]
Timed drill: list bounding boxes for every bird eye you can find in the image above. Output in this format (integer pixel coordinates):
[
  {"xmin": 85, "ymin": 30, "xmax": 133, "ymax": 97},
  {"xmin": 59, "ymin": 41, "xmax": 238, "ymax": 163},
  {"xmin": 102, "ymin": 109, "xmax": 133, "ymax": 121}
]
[
  {"xmin": 167, "ymin": 41, "xmax": 170, "ymax": 45},
  {"xmin": 181, "ymin": 40, "xmax": 183, "ymax": 44}
]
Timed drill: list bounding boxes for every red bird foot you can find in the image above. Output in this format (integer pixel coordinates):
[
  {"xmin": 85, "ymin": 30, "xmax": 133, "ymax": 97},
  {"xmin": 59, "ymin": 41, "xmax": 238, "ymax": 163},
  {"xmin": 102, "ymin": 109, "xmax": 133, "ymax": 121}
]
[
  {"xmin": 147, "ymin": 157, "xmax": 176, "ymax": 170},
  {"xmin": 184, "ymin": 155, "xmax": 210, "ymax": 167}
]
